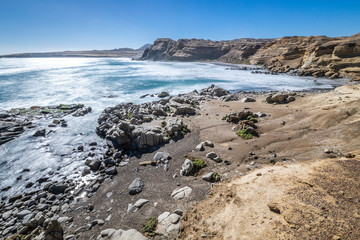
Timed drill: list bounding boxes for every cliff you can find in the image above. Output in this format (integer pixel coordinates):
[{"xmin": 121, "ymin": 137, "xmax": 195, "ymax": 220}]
[{"xmin": 141, "ymin": 34, "xmax": 360, "ymax": 80}]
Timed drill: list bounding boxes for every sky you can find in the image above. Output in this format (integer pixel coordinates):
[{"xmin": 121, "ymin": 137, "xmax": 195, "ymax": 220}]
[{"xmin": 0, "ymin": 0, "xmax": 359, "ymax": 54}]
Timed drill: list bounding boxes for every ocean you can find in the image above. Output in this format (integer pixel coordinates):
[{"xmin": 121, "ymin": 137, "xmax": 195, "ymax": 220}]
[{"xmin": 0, "ymin": 57, "xmax": 344, "ymax": 198}]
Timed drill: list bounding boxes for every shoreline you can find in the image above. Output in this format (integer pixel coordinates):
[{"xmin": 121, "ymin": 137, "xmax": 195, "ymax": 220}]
[{"xmin": 1, "ymin": 83, "xmax": 360, "ymax": 239}]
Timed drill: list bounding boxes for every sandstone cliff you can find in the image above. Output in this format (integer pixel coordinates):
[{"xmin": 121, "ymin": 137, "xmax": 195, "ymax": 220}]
[{"xmin": 141, "ymin": 34, "xmax": 360, "ymax": 80}]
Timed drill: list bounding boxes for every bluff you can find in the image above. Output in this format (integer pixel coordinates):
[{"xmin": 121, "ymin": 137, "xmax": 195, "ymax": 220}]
[{"xmin": 140, "ymin": 34, "xmax": 360, "ymax": 80}]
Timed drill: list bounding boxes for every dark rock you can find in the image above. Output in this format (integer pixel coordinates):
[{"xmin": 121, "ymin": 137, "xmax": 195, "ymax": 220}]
[
  {"xmin": 128, "ymin": 178, "xmax": 144, "ymax": 195},
  {"xmin": 48, "ymin": 184, "xmax": 67, "ymax": 195},
  {"xmin": 8, "ymin": 194, "xmax": 22, "ymax": 203},
  {"xmin": 33, "ymin": 128, "xmax": 46, "ymax": 137},
  {"xmin": 105, "ymin": 166, "xmax": 117, "ymax": 175}
]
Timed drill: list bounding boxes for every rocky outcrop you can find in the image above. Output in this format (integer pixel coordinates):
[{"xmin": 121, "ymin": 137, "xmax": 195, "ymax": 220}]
[
  {"xmin": 95, "ymin": 85, "xmax": 231, "ymax": 151},
  {"xmin": 142, "ymin": 38, "xmax": 270, "ymax": 62},
  {"xmin": 140, "ymin": 33, "xmax": 360, "ymax": 80}
]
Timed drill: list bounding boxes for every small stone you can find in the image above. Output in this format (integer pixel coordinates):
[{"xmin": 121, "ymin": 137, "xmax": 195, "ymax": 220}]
[
  {"xmin": 267, "ymin": 202, "xmax": 281, "ymax": 214},
  {"xmin": 201, "ymin": 232, "xmax": 207, "ymax": 238},
  {"xmin": 202, "ymin": 172, "xmax": 214, "ymax": 181},
  {"xmin": 195, "ymin": 143, "xmax": 205, "ymax": 151},
  {"xmin": 345, "ymin": 152, "xmax": 355, "ymax": 158},
  {"xmin": 105, "ymin": 166, "xmax": 117, "ymax": 175},
  {"xmin": 128, "ymin": 178, "xmax": 144, "ymax": 195},
  {"xmin": 324, "ymin": 148, "xmax": 333, "ymax": 154},
  {"xmin": 133, "ymin": 199, "xmax": 149, "ymax": 209},
  {"xmin": 206, "ymin": 152, "xmax": 217, "ymax": 159}
]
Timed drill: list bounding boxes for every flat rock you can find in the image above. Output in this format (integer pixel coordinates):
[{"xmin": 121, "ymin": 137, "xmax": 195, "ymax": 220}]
[{"xmin": 171, "ymin": 186, "xmax": 192, "ymax": 200}]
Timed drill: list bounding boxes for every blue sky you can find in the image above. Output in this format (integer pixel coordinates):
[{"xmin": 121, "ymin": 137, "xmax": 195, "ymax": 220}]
[{"xmin": 0, "ymin": 0, "xmax": 359, "ymax": 54}]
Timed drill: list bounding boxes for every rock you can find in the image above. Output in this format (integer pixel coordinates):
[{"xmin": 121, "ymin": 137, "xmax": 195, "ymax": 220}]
[
  {"xmin": 25, "ymin": 181, "xmax": 34, "ymax": 188},
  {"xmin": 42, "ymin": 219, "xmax": 64, "ymax": 240},
  {"xmin": 27, "ymin": 212, "xmax": 45, "ymax": 228},
  {"xmin": 104, "ymin": 158, "xmax": 116, "ymax": 166},
  {"xmin": 2, "ymin": 226, "xmax": 17, "ymax": 236},
  {"xmin": 171, "ymin": 186, "xmax": 192, "ymax": 200},
  {"xmin": 156, "ymin": 212, "xmax": 181, "ymax": 238},
  {"xmin": 88, "ymin": 159, "xmax": 101, "ymax": 171},
  {"xmin": 48, "ymin": 184, "xmax": 67, "ymax": 195},
  {"xmin": 33, "ymin": 128, "xmax": 46, "ymax": 137},
  {"xmin": 202, "ymin": 172, "xmax": 215, "ymax": 181},
  {"xmin": 272, "ymin": 93, "xmax": 286, "ymax": 103},
  {"xmin": 345, "ymin": 152, "xmax": 355, "ymax": 158},
  {"xmin": 175, "ymin": 106, "xmax": 196, "ymax": 115},
  {"xmin": 206, "ymin": 152, "xmax": 217, "ymax": 159},
  {"xmin": 8, "ymin": 194, "xmax": 22, "ymax": 203},
  {"xmin": 195, "ymin": 143, "xmax": 205, "ymax": 151},
  {"xmin": 17, "ymin": 209, "xmax": 32, "ymax": 219},
  {"xmin": 154, "ymin": 152, "xmax": 170, "ymax": 162},
  {"xmin": 57, "ymin": 216, "xmax": 72, "ymax": 224},
  {"xmin": 267, "ymin": 202, "xmax": 281, "ymax": 214},
  {"xmin": 174, "ymin": 209, "xmax": 183, "ymax": 216},
  {"xmin": 105, "ymin": 166, "xmax": 118, "ymax": 175},
  {"xmin": 98, "ymin": 228, "xmax": 146, "ymax": 240},
  {"xmin": 158, "ymin": 91, "xmax": 170, "ymax": 98},
  {"xmin": 37, "ymin": 203, "xmax": 49, "ymax": 211},
  {"xmin": 180, "ymin": 159, "xmax": 193, "ymax": 176},
  {"xmin": 73, "ymin": 106, "xmax": 92, "ymax": 117},
  {"xmin": 256, "ymin": 112, "xmax": 267, "ymax": 117},
  {"xmin": 324, "ymin": 148, "xmax": 333, "ymax": 154},
  {"xmin": 203, "ymin": 140, "xmax": 214, "ymax": 147},
  {"xmin": 128, "ymin": 178, "xmax": 144, "ymax": 195},
  {"xmin": 288, "ymin": 96, "xmax": 296, "ymax": 102},
  {"xmin": 241, "ymin": 97, "xmax": 256, "ymax": 102},
  {"xmin": 133, "ymin": 199, "xmax": 149, "ymax": 209}
]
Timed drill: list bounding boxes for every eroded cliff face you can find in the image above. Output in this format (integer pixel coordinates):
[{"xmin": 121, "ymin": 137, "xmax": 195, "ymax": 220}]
[{"xmin": 141, "ymin": 33, "xmax": 360, "ymax": 80}]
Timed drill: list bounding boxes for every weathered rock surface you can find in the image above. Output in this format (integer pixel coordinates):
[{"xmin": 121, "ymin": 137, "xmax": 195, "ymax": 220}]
[
  {"xmin": 156, "ymin": 211, "xmax": 182, "ymax": 238},
  {"xmin": 171, "ymin": 186, "xmax": 192, "ymax": 200},
  {"xmin": 141, "ymin": 34, "xmax": 360, "ymax": 80}
]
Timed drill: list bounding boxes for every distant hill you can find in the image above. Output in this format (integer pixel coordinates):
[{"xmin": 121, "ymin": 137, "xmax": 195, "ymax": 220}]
[{"xmin": 0, "ymin": 44, "xmax": 151, "ymax": 58}]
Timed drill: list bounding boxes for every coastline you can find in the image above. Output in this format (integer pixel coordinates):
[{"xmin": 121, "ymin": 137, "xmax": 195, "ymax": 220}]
[{"xmin": 1, "ymin": 83, "xmax": 360, "ymax": 239}]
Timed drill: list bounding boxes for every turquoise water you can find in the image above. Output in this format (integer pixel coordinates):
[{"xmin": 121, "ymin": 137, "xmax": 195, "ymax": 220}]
[{"xmin": 0, "ymin": 57, "xmax": 342, "ymax": 197}]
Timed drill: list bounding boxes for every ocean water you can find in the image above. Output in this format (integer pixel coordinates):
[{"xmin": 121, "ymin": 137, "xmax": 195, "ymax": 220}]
[{"xmin": 0, "ymin": 57, "xmax": 343, "ymax": 198}]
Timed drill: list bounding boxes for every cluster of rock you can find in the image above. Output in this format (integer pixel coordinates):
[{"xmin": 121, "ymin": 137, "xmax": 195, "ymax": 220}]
[
  {"xmin": 96, "ymin": 85, "xmax": 232, "ymax": 151},
  {"xmin": 0, "ymin": 180, "xmax": 75, "ymax": 239},
  {"xmin": 141, "ymin": 33, "xmax": 360, "ymax": 80},
  {"xmin": 265, "ymin": 93, "xmax": 296, "ymax": 104},
  {"xmin": 0, "ymin": 111, "xmax": 33, "ymax": 145},
  {"xmin": 0, "ymin": 104, "xmax": 90, "ymax": 145},
  {"xmin": 223, "ymin": 110, "xmax": 265, "ymax": 138}
]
